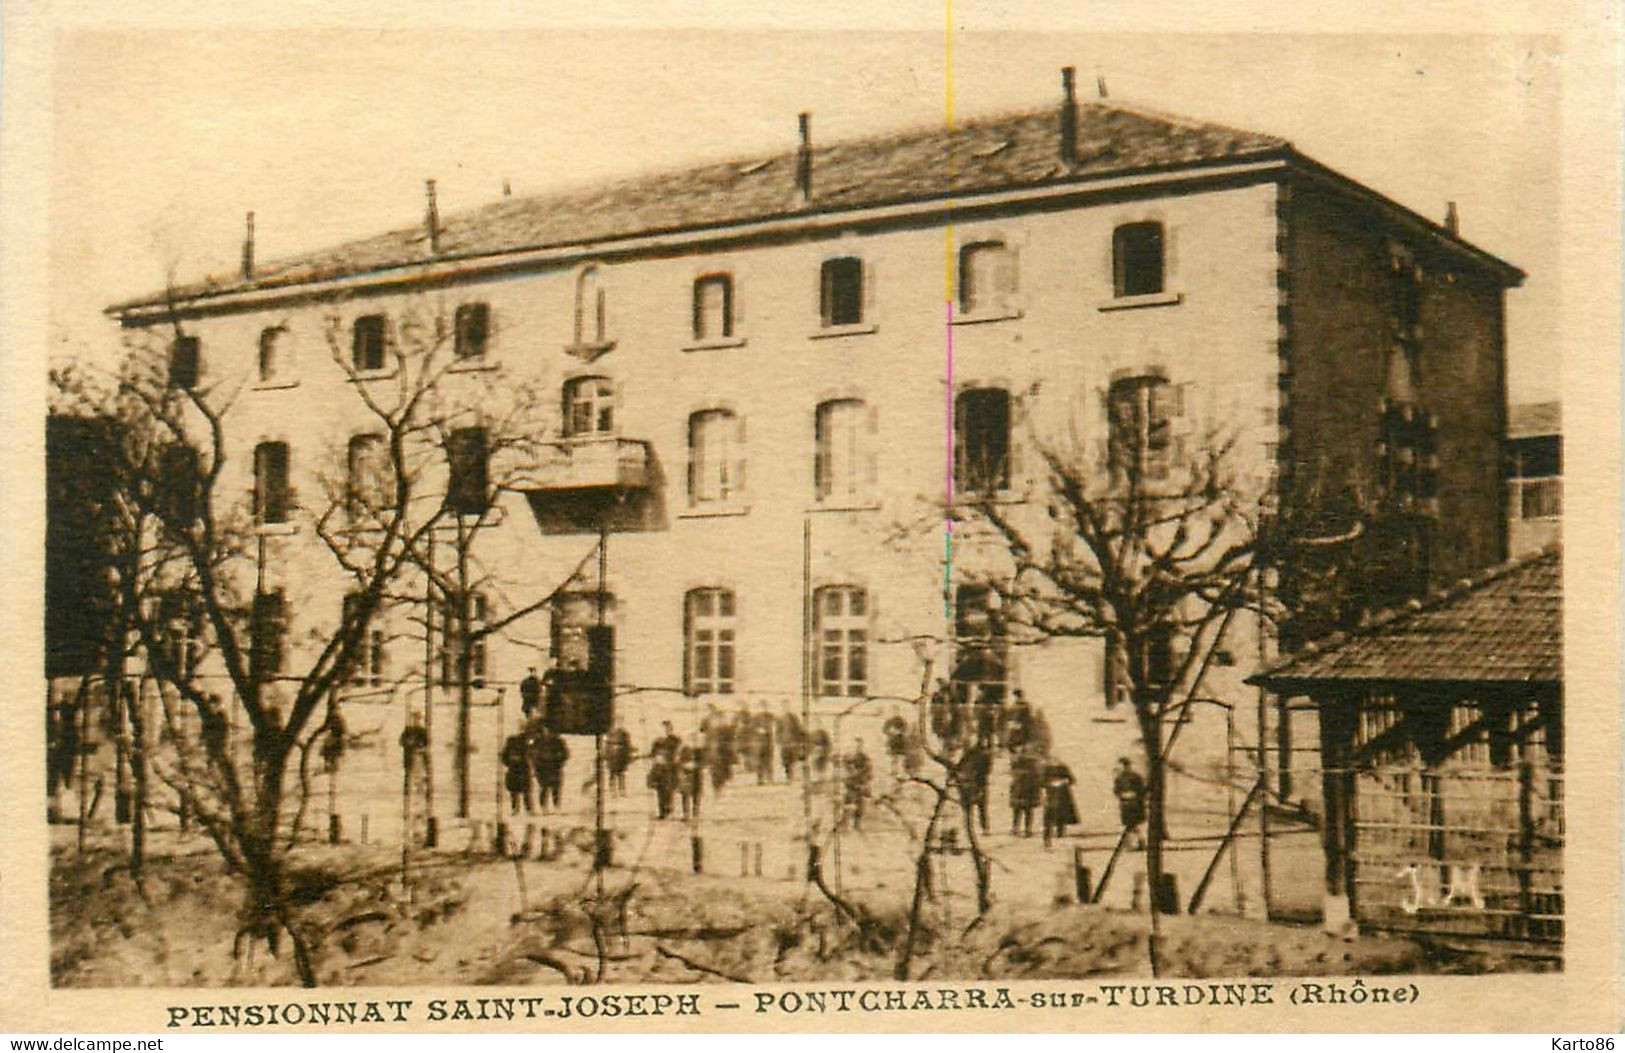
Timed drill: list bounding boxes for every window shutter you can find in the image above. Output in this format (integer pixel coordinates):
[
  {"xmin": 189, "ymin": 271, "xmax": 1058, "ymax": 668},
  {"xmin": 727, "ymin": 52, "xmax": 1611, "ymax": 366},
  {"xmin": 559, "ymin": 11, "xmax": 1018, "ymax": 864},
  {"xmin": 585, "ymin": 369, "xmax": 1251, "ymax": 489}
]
[
  {"xmin": 814, "ymin": 410, "xmax": 829, "ymax": 499},
  {"xmin": 865, "ymin": 403, "xmax": 879, "ymax": 488}
]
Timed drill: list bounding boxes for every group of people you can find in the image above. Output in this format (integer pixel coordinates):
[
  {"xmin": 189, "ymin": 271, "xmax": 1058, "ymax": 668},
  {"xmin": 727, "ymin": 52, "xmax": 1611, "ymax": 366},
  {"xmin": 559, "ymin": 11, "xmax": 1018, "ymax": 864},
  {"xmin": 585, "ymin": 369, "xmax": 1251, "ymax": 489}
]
[{"xmin": 499, "ymin": 721, "xmax": 571, "ymax": 816}]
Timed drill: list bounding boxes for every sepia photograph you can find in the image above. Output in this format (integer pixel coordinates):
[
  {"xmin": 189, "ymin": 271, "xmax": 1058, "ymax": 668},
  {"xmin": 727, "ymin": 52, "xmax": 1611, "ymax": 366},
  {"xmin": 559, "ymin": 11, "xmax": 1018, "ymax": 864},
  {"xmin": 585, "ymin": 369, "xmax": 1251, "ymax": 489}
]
[{"xmin": 7, "ymin": 2, "xmax": 1620, "ymax": 1036}]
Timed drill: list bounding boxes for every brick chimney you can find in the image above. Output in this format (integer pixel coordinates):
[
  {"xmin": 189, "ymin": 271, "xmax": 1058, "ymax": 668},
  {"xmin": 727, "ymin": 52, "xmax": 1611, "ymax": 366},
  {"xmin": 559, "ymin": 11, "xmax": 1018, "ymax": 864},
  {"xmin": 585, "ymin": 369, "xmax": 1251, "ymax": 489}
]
[
  {"xmin": 240, "ymin": 211, "xmax": 255, "ymax": 279},
  {"xmin": 424, "ymin": 179, "xmax": 441, "ymax": 255},
  {"xmin": 1444, "ymin": 200, "xmax": 1460, "ymax": 235},
  {"xmin": 1059, "ymin": 67, "xmax": 1078, "ymax": 165},
  {"xmin": 796, "ymin": 112, "xmax": 813, "ymax": 204}
]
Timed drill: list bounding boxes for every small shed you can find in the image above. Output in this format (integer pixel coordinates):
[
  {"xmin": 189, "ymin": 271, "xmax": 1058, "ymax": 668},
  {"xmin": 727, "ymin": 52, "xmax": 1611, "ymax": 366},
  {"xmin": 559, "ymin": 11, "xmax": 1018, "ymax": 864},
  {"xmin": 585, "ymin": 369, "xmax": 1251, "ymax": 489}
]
[{"xmin": 1250, "ymin": 545, "xmax": 1562, "ymax": 948}]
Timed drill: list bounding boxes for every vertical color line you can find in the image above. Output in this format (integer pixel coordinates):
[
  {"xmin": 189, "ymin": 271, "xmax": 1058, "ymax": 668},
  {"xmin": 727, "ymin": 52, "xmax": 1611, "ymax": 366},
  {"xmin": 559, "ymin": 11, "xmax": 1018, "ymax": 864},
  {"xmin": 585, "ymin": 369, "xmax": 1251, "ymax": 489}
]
[{"xmin": 942, "ymin": 0, "xmax": 957, "ymax": 627}]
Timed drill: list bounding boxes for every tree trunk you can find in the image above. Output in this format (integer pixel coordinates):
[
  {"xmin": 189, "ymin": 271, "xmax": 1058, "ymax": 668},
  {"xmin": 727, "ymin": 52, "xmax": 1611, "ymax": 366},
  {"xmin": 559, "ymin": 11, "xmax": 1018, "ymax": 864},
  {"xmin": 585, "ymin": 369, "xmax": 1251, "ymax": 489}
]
[{"xmin": 128, "ymin": 679, "xmax": 148, "ymax": 878}]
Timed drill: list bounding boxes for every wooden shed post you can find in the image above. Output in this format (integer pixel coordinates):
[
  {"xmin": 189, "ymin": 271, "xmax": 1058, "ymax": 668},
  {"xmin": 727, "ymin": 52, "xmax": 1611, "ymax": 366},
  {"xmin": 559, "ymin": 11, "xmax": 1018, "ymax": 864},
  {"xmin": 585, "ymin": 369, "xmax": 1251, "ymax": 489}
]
[{"xmin": 1316, "ymin": 690, "xmax": 1358, "ymax": 934}]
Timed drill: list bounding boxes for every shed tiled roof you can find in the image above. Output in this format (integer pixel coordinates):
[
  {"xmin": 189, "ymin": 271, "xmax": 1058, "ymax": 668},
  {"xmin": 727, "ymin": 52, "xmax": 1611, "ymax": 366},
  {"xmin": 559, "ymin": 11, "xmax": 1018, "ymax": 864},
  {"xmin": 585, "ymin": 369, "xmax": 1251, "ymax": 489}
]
[
  {"xmin": 1508, "ymin": 400, "xmax": 1561, "ymax": 440},
  {"xmin": 112, "ymin": 102, "xmax": 1293, "ymax": 310},
  {"xmin": 1251, "ymin": 545, "xmax": 1562, "ymax": 689}
]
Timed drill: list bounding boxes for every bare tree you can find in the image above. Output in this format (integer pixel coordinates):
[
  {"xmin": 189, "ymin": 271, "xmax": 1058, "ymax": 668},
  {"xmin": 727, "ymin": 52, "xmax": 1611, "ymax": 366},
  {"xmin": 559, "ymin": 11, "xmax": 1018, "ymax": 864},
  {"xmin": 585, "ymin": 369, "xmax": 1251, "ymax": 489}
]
[
  {"xmin": 936, "ymin": 384, "xmax": 1276, "ymax": 973},
  {"xmin": 48, "ymin": 289, "xmax": 560, "ymax": 985}
]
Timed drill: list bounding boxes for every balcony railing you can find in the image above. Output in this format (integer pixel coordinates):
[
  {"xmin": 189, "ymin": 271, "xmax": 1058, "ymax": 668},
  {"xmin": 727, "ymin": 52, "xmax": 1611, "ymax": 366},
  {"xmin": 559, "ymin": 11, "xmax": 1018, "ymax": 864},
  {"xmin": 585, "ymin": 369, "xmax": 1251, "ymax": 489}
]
[
  {"xmin": 514, "ymin": 437, "xmax": 651, "ymax": 492},
  {"xmin": 1508, "ymin": 476, "xmax": 1561, "ymax": 521}
]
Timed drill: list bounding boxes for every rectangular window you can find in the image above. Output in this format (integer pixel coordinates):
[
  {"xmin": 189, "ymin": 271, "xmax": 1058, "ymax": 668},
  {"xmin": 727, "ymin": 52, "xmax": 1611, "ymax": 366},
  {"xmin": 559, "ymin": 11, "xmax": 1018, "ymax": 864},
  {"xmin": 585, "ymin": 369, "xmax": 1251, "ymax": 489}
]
[
  {"xmin": 957, "ymin": 241, "xmax": 1016, "ymax": 315},
  {"xmin": 250, "ymin": 588, "xmax": 286, "ymax": 682},
  {"xmin": 693, "ymin": 274, "xmax": 734, "ymax": 340},
  {"xmin": 445, "ymin": 427, "xmax": 489, "ymax": 515},
  {"xmin": 1107, "ymin": 376, "xmax": 1176, "ymax": 483},
  {"xmin": 688, "ymin": 410, "xmax": 743, "ymax": 504},
  {"xmin": 341, "ymin": 592, "xmax": 386, "ymax": 688},
  {"xmin": 684, "ymin": 588, "xmax": 736, "ymax": 695},
  {"xmin": 454, "ymin": 303, "xmax": 490, "ymax": 360},
  {"xmin": 257, "ymin": 327, "xmax": 289, "ymax": 383},
  {"xmin": 815, "ymin": 399, "xmax": 872, "ymax": 501},
  {"xmin": 169, "ymin": 335, "xmax": 200, "ymax": 390},
  {"xmin": 1112, "ymin": 222, "xmax": 1165, "ymax": 297},
  {"xmin": 346, "ymin": 433, "xmax": 392, "ymax": 520},
  {"xmin": 564, "ymin": 377, "xmax": 616, "ymax": 438},
  {"xmin": 352, "ymin": 315, "xmax": 387, "ymax": 372},
  {"xmin": 253, "ymin": 441, "xmax": 290, "ymax": 524},
  {"xmin": 436, "ymin": 591, "xmax": 489, "ymax": 687},
  {"xmin": 158, "ymin": 443, "xmax": 201, "ymax": 526},
  {"xmin": 953, "ymin": 388, "xmax": 1011, "ymax": 494},
  {"xmin": 820, "ymin": 257, "xmax": 864, "ymax": 327},
  {"xmin": 952, "ymin": 585, "xmax": 1007, "ymax": 705},
  {"xmin": 157, "ymin": 590, "xmax": 202, "ymax": 680},
  {"xmin": 814, "ymin": 586, "xmax": 867, "ymax": 698}
]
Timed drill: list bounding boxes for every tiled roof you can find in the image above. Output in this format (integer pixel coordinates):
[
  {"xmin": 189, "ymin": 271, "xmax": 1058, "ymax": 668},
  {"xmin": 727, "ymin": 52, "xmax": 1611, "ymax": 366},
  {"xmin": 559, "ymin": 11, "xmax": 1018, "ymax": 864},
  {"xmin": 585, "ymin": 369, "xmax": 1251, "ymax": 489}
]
[
  {"xmin": 1508, "ymin": 400, "xmax": 1561, "ymax": 439},
  {"xmin": 1251, "ymin": 545, "xmax": 1562, "ymax": 689},
  {"xmin": 114, "ymin": 102, "xmax": 1292, "ymax": 310}
]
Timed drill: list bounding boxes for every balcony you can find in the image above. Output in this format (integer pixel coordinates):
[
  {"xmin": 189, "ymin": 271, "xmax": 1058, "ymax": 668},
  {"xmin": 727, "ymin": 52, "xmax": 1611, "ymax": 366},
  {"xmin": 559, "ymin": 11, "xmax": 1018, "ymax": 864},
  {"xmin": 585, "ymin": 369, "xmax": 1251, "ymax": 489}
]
[{"xmin": 514, "ymin": 437, "xmax": 651, "ymax": 493}]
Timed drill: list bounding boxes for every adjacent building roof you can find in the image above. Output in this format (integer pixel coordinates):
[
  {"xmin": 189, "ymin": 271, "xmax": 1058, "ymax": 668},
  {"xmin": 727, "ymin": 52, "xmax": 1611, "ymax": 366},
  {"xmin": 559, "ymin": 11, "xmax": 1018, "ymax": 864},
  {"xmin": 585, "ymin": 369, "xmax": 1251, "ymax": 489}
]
[
  {"xmin": 1250, "ymin": 545, "xmax": 1562, "ymax": 691},
  {"xmin": 110, "ymin": 97, "xmax": 1522, "ymax": 317},
  {"xmin": 1508, "ymin": 400, "xmax": 1562, "ymax": 440}
]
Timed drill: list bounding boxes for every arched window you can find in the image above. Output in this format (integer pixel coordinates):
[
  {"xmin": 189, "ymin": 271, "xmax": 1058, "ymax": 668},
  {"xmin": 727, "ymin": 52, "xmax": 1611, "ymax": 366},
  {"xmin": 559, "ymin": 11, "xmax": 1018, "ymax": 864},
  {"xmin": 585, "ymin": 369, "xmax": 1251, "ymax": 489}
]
[
  {"xmin": 574, "ymin": 266, "xmax": 608, "ymax": 346},
  {"xmin": 257, "ymin": 327, "xmax": 289, "ymax": 383},
  {"xmin": 957, "ymin": 241, "xmax": 1016, "ymax": 314},
  {"xmin": 684, "ymin": 588, "xmax": 737, "ymax": 695},
  {"xmin": 1106, "ymin": 374, "xmax": 1177, "ymax": 482},
  {"xmin": 815, "ymin": 399, "xmax": 873, "ymax": 501},
  {"xmin": 563, "ymin": 376, "xmax": 616, "ymax": 438},
  {"xmin": 814, "ymin": 585, "xmax": 868, "ymax": 697},
  {"xmin": 953, "ymin": 388, "xmax": 1011, "ymax": 494},
  {"xmin": 688, "ymin": 409, "xmax": 744, "ymax": 505},
  {"xmin": 693, "ymin": 273, "xmax": 735, "ymax": 340},
  {"xmin": 346, "ymin": 432, "xmax": 392, "ymax": 520},
  {"xmin": 1112, "ymin": 221, "xmax": 1165, "ymax": 297}
]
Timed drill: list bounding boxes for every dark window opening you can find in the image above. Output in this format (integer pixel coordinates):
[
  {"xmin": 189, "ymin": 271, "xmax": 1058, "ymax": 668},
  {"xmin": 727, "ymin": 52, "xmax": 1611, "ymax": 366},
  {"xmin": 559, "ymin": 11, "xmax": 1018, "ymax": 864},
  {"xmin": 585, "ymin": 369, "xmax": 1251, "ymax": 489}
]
[
  {"xmin": 341, "ymin": 592, "xmax": 387, "ymax": 688},
  {"xmin": 951, "ymin": 584, "xmax": 1007, "ymax": 706},
  {"xmin": 352, "ymin": 315, "xmax": 387, "ymax": 372},
  {"xmin": 820, "ymin": 257, "xmax": 864, "ymax": 327},
  {"xmin": 954, "ymin": 388, "xmax": 1011, "ymax": 494},
  {"xmin": 693, "ymin": 274, "xmax": 734, "ymax": 340},
  {"xmin": 446, "ymin": 426, "xmax": 489, "ymax": 515},
  {"xmin": 346, "ymin": 432, "xmax": 392, "ymax": 519},
  {"xmin": 158, "ymin": 443, "xmax": 202, "ymax": 526},
  {"xmin": 1113, "ymin": 222, "xmax": 1165, "ymax": 297},
  {"xmin": 253, "ymin": 441, "xmax": 290, "ymax": 525},
  {"xmin": 250, "ymin": 588, "xmax": 287, "ymax": 682},
  {"xmin": 169, "ymin": 335, "xmax": 200, "ymax": 390},
  {"xmin": 454, "ymin": 303, "xmax": 490, "ymax": 360}
]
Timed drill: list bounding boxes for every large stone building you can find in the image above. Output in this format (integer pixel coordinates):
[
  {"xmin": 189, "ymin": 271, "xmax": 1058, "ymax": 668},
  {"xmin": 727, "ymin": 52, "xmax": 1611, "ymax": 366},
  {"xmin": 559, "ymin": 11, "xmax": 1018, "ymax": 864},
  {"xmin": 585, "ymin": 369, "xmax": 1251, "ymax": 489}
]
[{"xmin": 103, "ymin": 72, "xmax": 1522, "ymax": 837}]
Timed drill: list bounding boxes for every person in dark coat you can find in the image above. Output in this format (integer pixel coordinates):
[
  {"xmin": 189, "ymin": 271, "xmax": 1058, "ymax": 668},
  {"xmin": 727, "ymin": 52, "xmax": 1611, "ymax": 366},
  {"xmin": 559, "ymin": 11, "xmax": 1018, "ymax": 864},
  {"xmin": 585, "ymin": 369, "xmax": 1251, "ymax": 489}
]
[
  {"xmin": 1009, "ymin": 746, "xmax": 1040, "ymax": 837},
  {"xmin": 1003, "ymin": 690, "xmax": 1033, "ymax": 755},
  {"xmin": 606, "ymin": 722, "xmax": 633, "ymax": 796},
  {"xmin": 957, "ymin": 740, "xmax": 992, "ymax": 834},
  {"xmin": 929, "ymin": 678, "xmax": 963, "ymax": 746},
  {"xmin": 843, "ymin": 740, "xmax": 873, "ymax": 831},
  {"xmin": 882, "ymin": 710, "xmax": 909, "ymax": 775},
  {"xmin": 777, "ymin": 704, "xmax": 805, "ymax": 783},
  {"xmin": 678, "ymin": 735, "xmax": 706, "ymax": 820},
  {"xmin": 809, "ymin": 728, "xmax": 833, "ymax": 779},
  {"xmin": 501, "ymin": 732, "xmax": 533, "ymax": 815},
  {"xmin": 1041, "ymin": 754, "xmax": 1079, "ymax": 847},
  {"xmin": 649, "ymin": 721, "xmax": 682, "ymax": 820},
  {"xmin": 1113, "ymin": 756, "xmax": 1148, "ymax": 848},
  {"xmin": 752, "ymin": 705, "xmax": 776, "ymax": 784},
  {"xmin": 520, "ymin": 667, "xmax": 543, "ymax": 722},
  {"xmin": 974, "ymin": 683, "xmax": 1000, "ymax": 747},
  {"xmin": 536, "ymin": 728, "xmax": 569, "ymax": 812}
]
